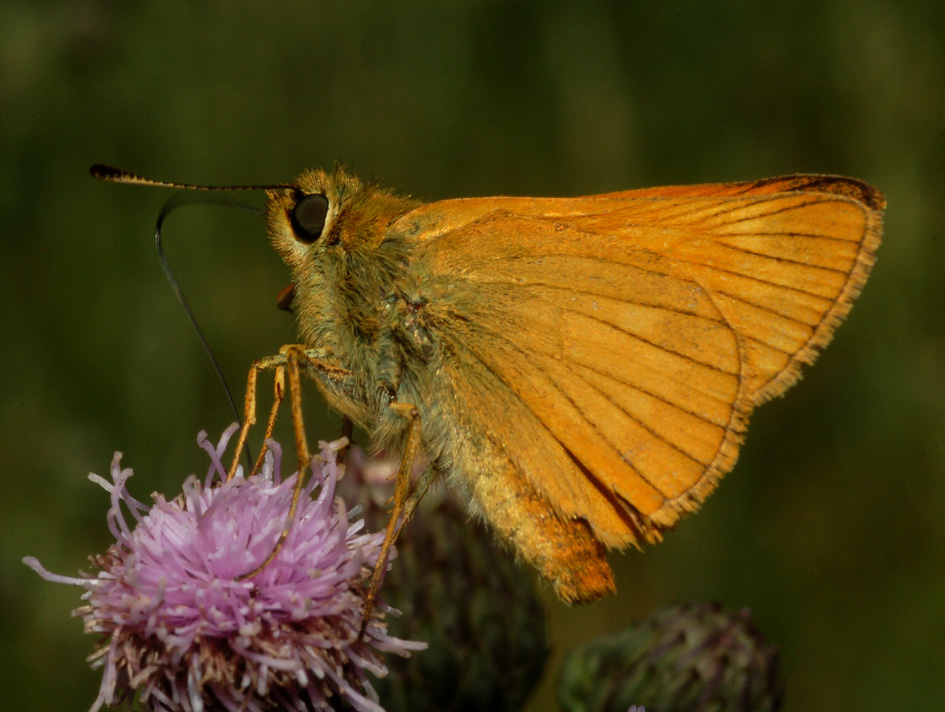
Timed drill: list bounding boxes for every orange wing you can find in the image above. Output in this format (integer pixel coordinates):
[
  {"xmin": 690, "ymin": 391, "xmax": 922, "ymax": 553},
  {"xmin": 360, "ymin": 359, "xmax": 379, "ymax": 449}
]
[{"xmin": 405, "ymin": 176, "xmax": 883, "ymax": 548}]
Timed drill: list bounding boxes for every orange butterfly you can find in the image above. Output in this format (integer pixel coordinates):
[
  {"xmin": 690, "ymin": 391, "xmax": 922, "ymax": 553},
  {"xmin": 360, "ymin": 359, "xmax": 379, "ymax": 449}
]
[{"xmin": 95, "ymin": 166, "xmax": 884, "ymax": 603}]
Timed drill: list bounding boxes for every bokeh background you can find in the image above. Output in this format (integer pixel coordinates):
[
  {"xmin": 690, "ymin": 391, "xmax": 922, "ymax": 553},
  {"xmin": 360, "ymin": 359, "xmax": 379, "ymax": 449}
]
[{"xmin": 2, "ymin": 2, "xmax": 943, "ymax": 710}]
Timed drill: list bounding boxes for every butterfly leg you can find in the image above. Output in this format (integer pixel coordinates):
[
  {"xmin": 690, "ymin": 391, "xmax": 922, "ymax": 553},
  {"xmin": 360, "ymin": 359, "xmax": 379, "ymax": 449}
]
[
  {"xmin": 359, "ymin": 399, "xmax": 427, "ymax": 636},
  {"xmin": 335, "ymin": 416, "xmax": 354, "ymax": 463},
  {"xmin": 227, "ymin": 353, "xmax": 288, "ymax": 481},
  {"xmin": 235, "ymin": 345, "xmax": 351, "ymax": 581}
]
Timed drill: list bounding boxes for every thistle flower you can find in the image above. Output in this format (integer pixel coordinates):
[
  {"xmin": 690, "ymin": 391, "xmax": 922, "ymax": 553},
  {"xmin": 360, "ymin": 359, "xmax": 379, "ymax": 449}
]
[
  {"xmin": 24, "ymin": 425, "xmax": 425, "ymax": 712},
  {"xmin": 557, "ymin": 601, "xmax": 782, "ymax": 712}
]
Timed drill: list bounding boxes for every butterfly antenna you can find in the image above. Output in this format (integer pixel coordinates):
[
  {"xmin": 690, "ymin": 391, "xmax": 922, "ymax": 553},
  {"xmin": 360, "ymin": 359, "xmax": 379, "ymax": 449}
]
[
  {"xmin": 91, "ymin": 165, "xmax": 293, "ymax": 472},
  {"xmin": 154, "ymin": 191, "xmax": 266, "ymax": 471}
]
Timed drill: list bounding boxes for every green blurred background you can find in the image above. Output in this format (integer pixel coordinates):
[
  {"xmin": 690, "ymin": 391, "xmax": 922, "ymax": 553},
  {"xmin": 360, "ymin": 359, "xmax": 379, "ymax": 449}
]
[{"xmin": 2, "ymin": 2, "xmax": 943, "ymax": 710}]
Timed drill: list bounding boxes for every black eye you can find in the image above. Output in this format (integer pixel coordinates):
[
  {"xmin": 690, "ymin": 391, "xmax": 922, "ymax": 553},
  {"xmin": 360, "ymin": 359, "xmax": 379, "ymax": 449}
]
[{"xmin": 290, "ymin": 193, "xmax": 329, "ymax": 243}]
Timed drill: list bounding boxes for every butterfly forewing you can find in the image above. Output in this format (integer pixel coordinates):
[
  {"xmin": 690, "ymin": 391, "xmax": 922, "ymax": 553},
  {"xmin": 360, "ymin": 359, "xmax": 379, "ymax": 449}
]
[{"xmin": 410, "ymin": 177, "xmax": 882, "ymax": 549}]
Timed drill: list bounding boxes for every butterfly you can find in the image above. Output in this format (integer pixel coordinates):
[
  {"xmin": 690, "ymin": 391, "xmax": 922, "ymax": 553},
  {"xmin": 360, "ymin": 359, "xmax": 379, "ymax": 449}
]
[{"xmin": 93, "ymin": 165, "xmax": 884, "ymax": 602}]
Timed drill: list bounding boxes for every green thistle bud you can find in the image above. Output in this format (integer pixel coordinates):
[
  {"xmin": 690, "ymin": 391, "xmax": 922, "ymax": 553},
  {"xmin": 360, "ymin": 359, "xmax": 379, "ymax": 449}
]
[
  {"xmin": 557, "ymin": 601, "xmax": 783, "ymax": 712},
  {"xmin": 341, "ymin": 447, "xmax": 549, "ymax": 712}
]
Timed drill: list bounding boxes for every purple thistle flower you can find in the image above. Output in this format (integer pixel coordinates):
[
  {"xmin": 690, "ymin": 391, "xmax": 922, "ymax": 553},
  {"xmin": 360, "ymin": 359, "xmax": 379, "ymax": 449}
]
[{"xmin": 24, "ymin": 425, "xmax": 425, "ymax": 712}]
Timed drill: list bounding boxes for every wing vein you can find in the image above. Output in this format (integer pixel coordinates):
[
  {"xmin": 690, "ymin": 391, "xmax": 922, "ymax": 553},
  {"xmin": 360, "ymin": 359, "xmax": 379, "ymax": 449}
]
[
  {"xmin": 708, "ymin": 243, "xmax": 852, "ymax": 273},
  {"xmin": 560, "ymin": 303, "xmax": 735, "ymax": 375},
  {"xmin": 706, "ymin": 196, "xmax": 844, "ymax": 226},
  {"xmin": 667, "ymin": 255, "xmax": 841, "ymax": 301},
  {"xmin": 717, "ymin": 229, "xmax": 863, "ymax": 245},
  {"xmin": 475, "ymin": 273, "xmax": 725, "ymax": 323}
]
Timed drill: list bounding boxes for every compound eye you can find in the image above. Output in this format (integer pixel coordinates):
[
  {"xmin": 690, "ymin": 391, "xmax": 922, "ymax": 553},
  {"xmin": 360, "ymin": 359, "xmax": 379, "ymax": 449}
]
[{"xmin": 290, "ymin": 193, "xmax": 329, "ymax": 243}]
